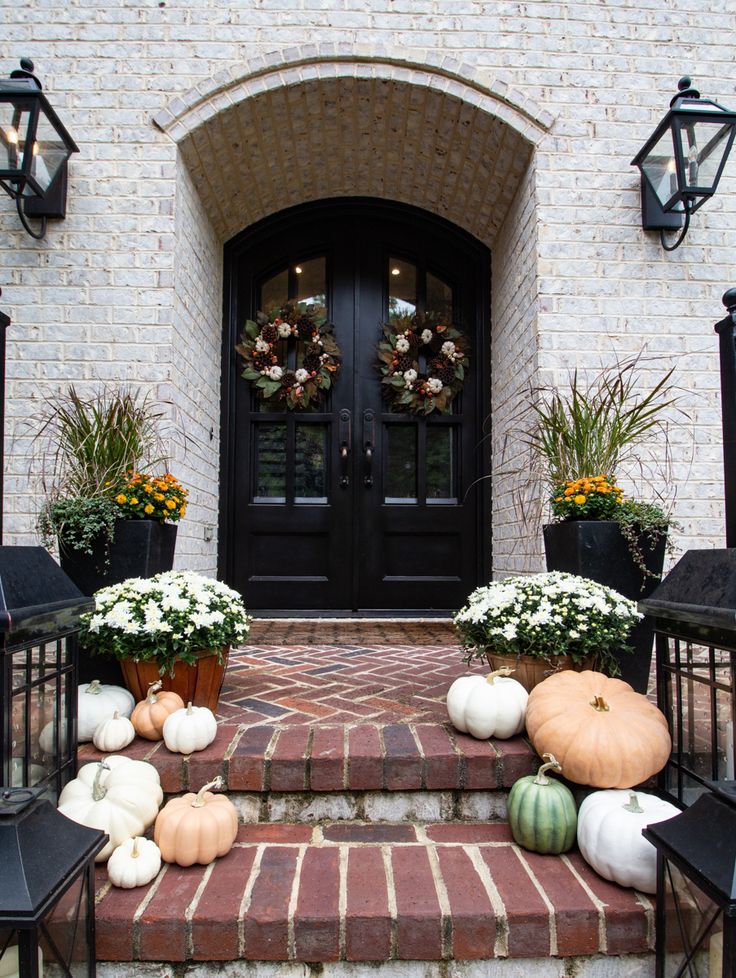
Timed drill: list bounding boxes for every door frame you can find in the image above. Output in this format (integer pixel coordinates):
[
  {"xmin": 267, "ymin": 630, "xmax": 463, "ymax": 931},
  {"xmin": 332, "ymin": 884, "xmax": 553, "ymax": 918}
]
[{"xmin": 218, "ymin": 196, "xmax": 492, "ymax": 609}]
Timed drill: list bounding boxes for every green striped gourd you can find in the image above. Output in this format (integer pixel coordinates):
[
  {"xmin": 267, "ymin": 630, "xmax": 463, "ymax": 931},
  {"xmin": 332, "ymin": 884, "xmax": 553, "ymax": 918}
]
[{"xmin": 507, "ymin": 753, "xmax": 577, "ymax": 854}]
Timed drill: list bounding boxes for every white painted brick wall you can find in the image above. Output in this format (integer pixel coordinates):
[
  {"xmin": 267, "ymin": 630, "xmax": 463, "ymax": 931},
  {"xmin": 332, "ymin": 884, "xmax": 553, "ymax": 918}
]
[{"xmin": 0, "ymin": 0, "xmax": 734, "ymax": 586}]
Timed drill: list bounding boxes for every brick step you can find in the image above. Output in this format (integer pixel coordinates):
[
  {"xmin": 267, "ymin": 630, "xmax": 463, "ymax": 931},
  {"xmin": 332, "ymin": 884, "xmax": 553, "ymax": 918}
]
[
  {"xmin": 94, "ymin": 820, "xmax": 654, "ymax": 965},
  {"xmin": 77, "ymin": 722, "xmax": 538, "ymax": 797}
]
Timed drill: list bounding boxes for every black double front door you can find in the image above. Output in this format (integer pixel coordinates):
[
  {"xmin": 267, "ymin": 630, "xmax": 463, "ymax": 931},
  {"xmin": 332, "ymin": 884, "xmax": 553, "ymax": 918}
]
[{"xmin": 221, "ymin": 199, "xmax": 490, "ymax": 612}]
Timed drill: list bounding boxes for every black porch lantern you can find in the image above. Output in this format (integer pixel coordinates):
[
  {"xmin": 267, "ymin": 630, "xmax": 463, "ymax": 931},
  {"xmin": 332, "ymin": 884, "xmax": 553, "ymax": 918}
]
[
  {"xmin": 0, "ymin": 786, "xmax": 106, "ymax": 978},
  {"xmin": 0, "ymin": 547, "xmax": 93, "ymax": 803},
  {"xmin": 631, "ymin": 77, "xmax": 736, "ymax": 251},
  {"xmin": 0, "ymin": 58, "xmax": 78, "ymax": 239},
  {"xmin": 643, "ymin": 783, "xmax": 736, "ymax": 978}
]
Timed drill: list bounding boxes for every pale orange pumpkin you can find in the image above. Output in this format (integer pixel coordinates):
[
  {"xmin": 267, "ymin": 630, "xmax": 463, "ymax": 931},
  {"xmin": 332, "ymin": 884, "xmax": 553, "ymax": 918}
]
[
  {"xmin": 525, "ymin": 670, "xmax": 671, "ymax": 789},
  {"xmin": 130, "ymin": 682, "xmax": 185, "ymax": 741},
  {"xmin": 154, "ymin": 776, "xmax": 238, "ymax": 866}
]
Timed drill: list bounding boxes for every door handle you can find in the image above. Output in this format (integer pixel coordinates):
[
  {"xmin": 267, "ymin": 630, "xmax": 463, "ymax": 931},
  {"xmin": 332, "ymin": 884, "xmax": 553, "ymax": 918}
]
[
  {"xmin": 338, "ymin": 408, "xmax": 351, "ymax": 488},
  {"xmin": 362, "ymin": 409, "xmax": 375, "ymax": 488}
]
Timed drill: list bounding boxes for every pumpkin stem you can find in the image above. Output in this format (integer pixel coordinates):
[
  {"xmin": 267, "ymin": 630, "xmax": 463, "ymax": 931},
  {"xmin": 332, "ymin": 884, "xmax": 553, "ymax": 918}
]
[
  {"xmin": 623, "ymin": 792, "xmax": 645, "ymax": 814},
  {"xmin": 534, "ymin": 752, "xmax": 563, "ymax": 785},
  {"xmin": 589, "ymin": 695, "xmax": 610, "ymax": 712},
  {"xmin": 86, "ymin": 680, "xmax": 102, "ymax": 695},
  {"xmin": 131, "ymin": 837, "xmax": 140, "ymax": 858},
  {"xmin": 91, "ymin": 762, "xmax": 109, "ymax": 801},
  {"xmin": 146, "ymin": 682, "xmax": 163, "ymax": 704},
  {"xmin": 111, "ymin": 711, "xmax": 120, "ymax": 720},
  {"xmin": 191, "ymin": 776, "xmax": 225, "ymax": 808},
  {"xmin": 186, "ymin": 702, "xmax": 194, "ymax": 715},
  {"xmin": 486, "ymin": 668, "xmax": 514, "ymax": 685}
]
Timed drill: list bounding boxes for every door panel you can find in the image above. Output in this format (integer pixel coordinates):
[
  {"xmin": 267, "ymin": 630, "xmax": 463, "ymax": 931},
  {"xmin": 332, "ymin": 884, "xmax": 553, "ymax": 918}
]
[{"xmin": 221, "ymin": 199, "xmax": 490, "ymax": 612}]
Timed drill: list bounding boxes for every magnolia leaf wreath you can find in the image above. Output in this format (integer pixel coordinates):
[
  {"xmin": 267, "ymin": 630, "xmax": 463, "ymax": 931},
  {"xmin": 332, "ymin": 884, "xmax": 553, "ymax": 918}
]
[
  {"xmin": 375, "ymin": 313, "xmax": 471, "ymax": 415},
  {"xmin": 236, "ymin": 302, "xmax": 342, "ymax": 410}
]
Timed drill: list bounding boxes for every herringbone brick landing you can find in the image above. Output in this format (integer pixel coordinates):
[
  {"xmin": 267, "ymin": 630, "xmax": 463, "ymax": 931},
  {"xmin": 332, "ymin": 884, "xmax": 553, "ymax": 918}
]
[{"xmin": 88, "ymin": 623, "xmax": 655, "ymax": 970}]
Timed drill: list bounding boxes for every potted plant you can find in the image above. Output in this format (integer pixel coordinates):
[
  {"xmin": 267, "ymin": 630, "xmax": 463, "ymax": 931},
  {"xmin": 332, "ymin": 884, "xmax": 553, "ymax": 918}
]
[
  {"xmin": 454, "ymin": 571, "xmax": 642, "ymax": 691},
  {"xmin": 79, "ymin": 571, "xmax": 252, "ymax": 711},
  {"xmin": 528, "ymin": 358, "xmax": 680, "ymax": 692}
]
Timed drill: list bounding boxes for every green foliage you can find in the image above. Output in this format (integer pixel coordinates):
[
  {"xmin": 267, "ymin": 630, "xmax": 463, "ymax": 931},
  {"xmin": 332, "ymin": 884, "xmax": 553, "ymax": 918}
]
[
  {"xmin": 615, "ymin": 499, "xmax": 679, "ymax": 581},
  {"xmin": 529, "ymin": 358, "xmax": 678, "ymax": 487},
  {"xmin": 38, "ymin": 495, "xmax": 118, "ymax": 558}
]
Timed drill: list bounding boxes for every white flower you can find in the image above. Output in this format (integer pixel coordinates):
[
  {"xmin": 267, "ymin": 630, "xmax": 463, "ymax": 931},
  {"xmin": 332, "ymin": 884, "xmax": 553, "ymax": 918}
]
[
  {"xmin": 441, "ymin": 340, "xmax": 456, "ymax": 357},
  {"xmin": 403, "ymin": 368, "xmax": 418, "ymax": 388},
  {"xmin": 421, "ymin": 328, "xmax": 433, "ymax": 344},
  {"xmin": 395, "ymin": 337, "xmax": 410, "ymax": 353},
  {"xmin": 427, "ymin": 377, "xmax": 444, "ymax": 395},
  {"xmin": 255, "ymin": 337, "xmax": 270, "ymax": 353},
  {"xmin": 277, "ymin": 322, "xmax": 292, "ymax": 338},
  {"xmin": 295, "ymin": 368, "xmax": 310, "ymax": 383},
  {"xmin": 267, "ymin": 365, "xmax": 283, "ymax": 381}
]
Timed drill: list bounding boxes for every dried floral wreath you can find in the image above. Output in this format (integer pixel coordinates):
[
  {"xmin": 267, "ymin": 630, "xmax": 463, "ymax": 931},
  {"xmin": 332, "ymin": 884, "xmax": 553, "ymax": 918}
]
[
  {"xmin": 375, "ymin": 313, "xmax": 471, "ymax": 415},
  {"xmin": 236, "ymin": 302, "xmax": 342, "ymax": 410}
]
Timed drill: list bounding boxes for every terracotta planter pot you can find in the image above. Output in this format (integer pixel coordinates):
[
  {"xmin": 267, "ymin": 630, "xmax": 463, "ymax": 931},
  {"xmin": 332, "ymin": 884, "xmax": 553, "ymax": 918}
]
[
  {"xmin": 119, "ymin": 647, "xmax": 229, "ymax": 712},
  {"xmin": 485, "ymin": 651, "xmax": 593, "ymax": 693}
]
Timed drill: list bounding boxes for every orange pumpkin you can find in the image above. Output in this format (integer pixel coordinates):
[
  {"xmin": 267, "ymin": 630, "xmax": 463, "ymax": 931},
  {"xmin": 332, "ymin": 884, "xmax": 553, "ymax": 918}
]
[
  {"xmin": 154, "ymin": 777, "xmax": 238, "ymax": 866},
  {"xmin": 525, "ymin": 670, "xmax": 671, "ymax": 789},
  {"xmin": 130, "ymin": 682, "xmax": 185, "ymax": 741}
]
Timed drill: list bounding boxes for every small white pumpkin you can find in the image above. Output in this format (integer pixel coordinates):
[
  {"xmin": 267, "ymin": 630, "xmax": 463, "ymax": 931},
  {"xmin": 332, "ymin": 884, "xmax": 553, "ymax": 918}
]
[
  {"xmin": 577, "ymin": 788, "xmax": 680, "ymax": 893},
  {"xmin": 446, "ymin": 668, "xmax": 529, "ymax": 739},
  {"xmin": 107, "ymin": 836, "xmax": 162, "ymax": 889},
  {"xmin": 163, "ymin": 702, "xmax": 218, "ymax": 754},
  {"xmin": 58, "ymin": 755, "xmax": 163, "ymax": 861},
  {"xmin": 92, "ymin": 711, "xmax": 136, "ymax": 752},
  {"xmin": 77, "ymin": 680, "xmax": 134, "ymax": 742}
]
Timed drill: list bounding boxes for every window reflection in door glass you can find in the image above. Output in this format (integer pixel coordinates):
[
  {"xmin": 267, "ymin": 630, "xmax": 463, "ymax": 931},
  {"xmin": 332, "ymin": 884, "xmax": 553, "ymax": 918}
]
[
  {"xmin": 427, "ymin": 426, "xmax": 457, "ymax": 503},
  {"xmin": 388, "ymin": 258, "xmax": 417, "ymax": 321},
  {"xmin": 386, "ymin": 424, "xmax": 417, "ymax": 502},
  {"xmin": 261, "ymin": 268, "xmax": 289, "ymax": 315},
  {"xmin": 295, "ymin": 425, "xmax": 328, "ymax": 503},
  {"xmin": 254, "ymin": 424, "xmax": 286, "ymax": 502},
  {"xmin": 427, "ymin": 272, "xmax": 453, "ymax": 323},
  {"xmin": 296, "ymin": 257, "xmax": 326, "ymax": 315}
]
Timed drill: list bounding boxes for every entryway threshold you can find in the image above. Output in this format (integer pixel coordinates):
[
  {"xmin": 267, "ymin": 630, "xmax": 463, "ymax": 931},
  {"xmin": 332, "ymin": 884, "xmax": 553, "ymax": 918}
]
[{"xmin": 249, "ymin": 611, "xmax": 453, "ymax": 619}]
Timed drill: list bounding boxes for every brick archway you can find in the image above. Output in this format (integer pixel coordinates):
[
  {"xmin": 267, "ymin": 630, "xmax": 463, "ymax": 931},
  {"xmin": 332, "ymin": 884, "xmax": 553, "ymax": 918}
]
[{"xmin": 154, "ymin": 45, "xmax": 553, "ymax": 248}]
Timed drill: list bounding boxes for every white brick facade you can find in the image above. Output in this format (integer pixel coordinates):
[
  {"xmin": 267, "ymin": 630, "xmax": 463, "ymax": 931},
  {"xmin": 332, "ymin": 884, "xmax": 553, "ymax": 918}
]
[{"xmin": 1, "ymin": 1, "xmax": 735, "ymax": 581}]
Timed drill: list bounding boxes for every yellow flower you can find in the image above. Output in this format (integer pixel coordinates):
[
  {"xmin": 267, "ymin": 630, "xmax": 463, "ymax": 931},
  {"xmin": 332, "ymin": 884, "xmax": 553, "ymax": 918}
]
[
  {"xmin": 165, "ymin": 499, "xmax": 176, "ymax": 510},
  {"xmin": 179, "ymin": 505, "xmax": 187, "ymax": 517},
  {"xmin": 116, "ymin": 494, "xmax": 127, "ymax": 504},
  {"xmin": 144, "ymin": 485, "xmax": 153, "ymax": 493},
  {"xmin": 130, "ymin": 497, "xmax": 139, "ymax": 506},
  {"xmin": 573, "ymin": 494, "xmax": 587, "ymax": 505},
  {"xmin": 144, "ymin": 503, "xmax": 154, "ymax": 515},
  {"xmin": 154, "ymin": 493, "xmax": 165, "ymax": 502}
]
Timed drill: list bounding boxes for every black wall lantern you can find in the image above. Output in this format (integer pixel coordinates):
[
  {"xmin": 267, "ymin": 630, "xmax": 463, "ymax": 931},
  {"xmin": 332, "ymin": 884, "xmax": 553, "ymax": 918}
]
[
  {"xmin": 631, "ymin": 77, "xmax": 736, "ymax": 251},
  {"xmin": 0, "ymin": 786, "xmax": 106, "ymax": 977},
  {"xmin": 0, "ymin": 58, "xmax": 78, "ymax": 240},
  {"xmin": 643, "ymin": 782, "xmax": 736, "ymax": 978}
]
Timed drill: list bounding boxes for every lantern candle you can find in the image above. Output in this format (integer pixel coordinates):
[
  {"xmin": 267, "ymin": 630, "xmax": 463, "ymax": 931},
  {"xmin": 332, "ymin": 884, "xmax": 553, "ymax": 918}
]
[{"xmin": 0, "ymin": 945, "xmax": 43, "ymax": 977}]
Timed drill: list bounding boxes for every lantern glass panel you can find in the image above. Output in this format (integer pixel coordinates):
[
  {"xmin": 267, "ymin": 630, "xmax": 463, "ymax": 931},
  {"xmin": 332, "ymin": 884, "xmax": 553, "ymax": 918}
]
[
  {"xmin": 0, "ymin": 103, "xmax": 31, "ymax": 177},
  {"xmin": 662, "ymin": 862, "xmax": 721, "ymax": 978},
  {"xmin": 675, "ymin": 118, "xmax": 734, "ymax": 193},
  {"xmin": 641, "ymin": 129, "xmax": 680, "ymax": 210},
  {"xmin": 32, "ymin": 108, "xmax": 70, "ymax": 194},
  {"xmin": 0, "ymin": 930, "xmax": 44, "ymax": 977}
]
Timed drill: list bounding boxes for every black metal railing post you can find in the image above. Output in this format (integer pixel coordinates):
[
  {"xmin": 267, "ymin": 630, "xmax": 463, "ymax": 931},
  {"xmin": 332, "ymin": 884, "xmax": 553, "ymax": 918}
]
[{"xmin": 715, "ymin": 288, "xmax": 736, "ymax": 547}]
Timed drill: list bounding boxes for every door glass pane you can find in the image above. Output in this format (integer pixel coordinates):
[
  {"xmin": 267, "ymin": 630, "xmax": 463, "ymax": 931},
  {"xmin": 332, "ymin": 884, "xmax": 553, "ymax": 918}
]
[
  {"xmin": 296, "ymin": 257, "xmax": 326, "ymax": 315},
  {"xmin": 295, "ymin": 424, "xmax": 328, "ymax": 503},
  {"xmin": 427, "ymin": 272, "xmax": 453, "ymax": 322},
  {"xmin": 427, "ymin": 426, "xmax": 457, "ymax": 503},
  {"xmin": 261, "ymin": 268, "xmax": 289, "ymax": 314},
  {"xmin": 254, "ymin": 423, "xmax": 286, "ymax": 502},
  {"xmin": 388, "ymin": 258, "xmax": 417, "ymax": 321},
  {"xmin": 386, "ymin": 424, "xmax": 417, "ymax": 502}
]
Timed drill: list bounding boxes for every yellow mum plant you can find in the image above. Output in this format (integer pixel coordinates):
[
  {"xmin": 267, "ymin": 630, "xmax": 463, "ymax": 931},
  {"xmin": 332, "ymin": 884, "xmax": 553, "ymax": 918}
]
[{"xmin": 114, "ymin": 472, "xmax": 188, "ymax": 523}]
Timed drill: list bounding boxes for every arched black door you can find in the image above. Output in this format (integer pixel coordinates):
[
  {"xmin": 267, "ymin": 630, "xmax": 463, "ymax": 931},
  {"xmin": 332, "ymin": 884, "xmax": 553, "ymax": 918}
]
[{"xmin": 220, "ymin": 199, "xmax": 490, "ymax": 612}]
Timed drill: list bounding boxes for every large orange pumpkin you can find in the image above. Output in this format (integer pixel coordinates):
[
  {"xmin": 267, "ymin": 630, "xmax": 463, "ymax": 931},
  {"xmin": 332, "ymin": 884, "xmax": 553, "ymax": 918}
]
[
  {"xmin": 525, "ymin": 670, "xmax": 671, "ymax": 789},
  {"xmin": 130, "ymin": 682, "xmax": 185, "ymax": 741},
  {"xmin": 154, "ymin": 777, "xmax": 238, "ymax": 866}
]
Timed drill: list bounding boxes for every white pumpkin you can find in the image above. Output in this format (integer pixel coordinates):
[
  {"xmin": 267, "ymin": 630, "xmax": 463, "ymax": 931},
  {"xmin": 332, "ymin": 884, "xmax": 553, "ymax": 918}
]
[
  {"xmin": 93, "ymin": 711, "xmax": 136, "ymax": 752},
  {"xmin": 446, "ymin": 668, "xmax": 528, "ymax": 739},
  {"xmin": 107, "ymin": 836, "xmax": 162, "ymax": 889},
  {"xmin": 10, "ymin": 757, "xmax": 46, "ymax": 787},
  {"xmin": 163, "ymin": 702, "xmax": 217, "ymax": 754},
  {"xmin": 77, "ymin": 680, "xmax": 134, "ymax": 742},
  {"xmin": 39, "ymin": 719, "xmax": 69, "ymax": 756},
  {"xmin": 58, "ymin": 755, "xmax": 163, "ymax": 861},
  {"xmin": 577, "ymin": 788, "xmax": 680, "ymax": 893}
]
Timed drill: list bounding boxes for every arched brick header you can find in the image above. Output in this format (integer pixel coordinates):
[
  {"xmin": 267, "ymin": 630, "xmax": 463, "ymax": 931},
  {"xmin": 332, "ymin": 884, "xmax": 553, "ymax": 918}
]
[{"xmin": 153, "ymin": 45, "xmax": 554, "ymax": 246}]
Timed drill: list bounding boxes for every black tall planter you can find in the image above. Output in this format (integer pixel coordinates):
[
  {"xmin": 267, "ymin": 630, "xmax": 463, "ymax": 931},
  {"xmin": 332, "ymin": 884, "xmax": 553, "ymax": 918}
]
[
  {"xmin": 543, "ymin": 520, "xmax": 666, "ymax": 693},
  {"xmin": 60, "ymin": 519, "xmax": 178, "ymax": 685}
]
